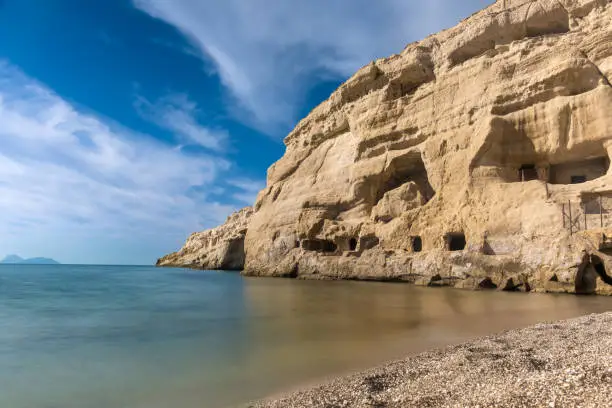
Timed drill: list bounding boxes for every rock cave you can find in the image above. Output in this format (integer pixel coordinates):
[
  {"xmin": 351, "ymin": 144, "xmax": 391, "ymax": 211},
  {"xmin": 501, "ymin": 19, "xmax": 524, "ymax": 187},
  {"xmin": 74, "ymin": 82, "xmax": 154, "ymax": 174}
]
[
  {"xmin": 575, "ymin": 254, "xmax": 612, "ymax": 295},
  {"xmin": 302, "ymin": 239, "xmax": 338, "ymax": 253},
  {"xmin": 519, "ymin": 164, "xmax": 539, "ymax": 182},
  {"xmin": 411, "ymin": 236, "xmax": 422, "ymax": 253},
  {"xmin": 446, "ymin": 233, "xmax": 466, "ymax": 251},
  {"xmin": 375, "ymin": 151, "xmax": 435, "ymax": 205},
  {"xmin": 548, "ymin": 157, "xmax": 609, "ymax": 185},
  {"xmin": 359, "ymin": 235, "xmax": 380, "ymax": 251}
]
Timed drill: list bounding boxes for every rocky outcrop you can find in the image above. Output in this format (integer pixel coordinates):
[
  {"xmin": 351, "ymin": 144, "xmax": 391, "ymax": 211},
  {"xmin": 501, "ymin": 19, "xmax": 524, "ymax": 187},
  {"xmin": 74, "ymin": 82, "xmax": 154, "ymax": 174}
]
[
  {"xmin": 165, "ymin": 0, "xmax": 612, "ymax": 294},
  {"xmin": 157, "ymin": 207, "xmax": 252, "ymax": 270}
]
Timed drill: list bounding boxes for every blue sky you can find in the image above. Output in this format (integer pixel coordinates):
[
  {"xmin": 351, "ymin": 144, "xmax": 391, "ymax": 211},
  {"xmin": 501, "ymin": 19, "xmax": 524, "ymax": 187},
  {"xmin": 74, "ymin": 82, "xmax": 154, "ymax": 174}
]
[{"xmin": 0, "ymin": 0, "xmax": 491, "ymax": 265}]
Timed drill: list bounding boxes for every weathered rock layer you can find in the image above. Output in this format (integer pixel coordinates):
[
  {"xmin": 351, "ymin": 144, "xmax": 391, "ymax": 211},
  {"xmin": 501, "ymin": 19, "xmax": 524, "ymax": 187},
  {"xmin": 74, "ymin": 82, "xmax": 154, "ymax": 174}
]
[
  {"xmin": 163, "ymin": 0, "xmax": 612, "ymax": 294},
  {"xmin": 157, "ymin": 207, "xmax": 252, "ymax": 270}
]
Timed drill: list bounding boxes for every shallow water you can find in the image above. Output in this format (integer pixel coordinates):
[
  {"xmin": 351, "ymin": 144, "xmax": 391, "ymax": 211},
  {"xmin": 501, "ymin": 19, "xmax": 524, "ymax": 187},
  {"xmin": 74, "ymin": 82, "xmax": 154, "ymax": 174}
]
[{"xmin": 0, "ymin": 265, "xmax": 610, "ymax": 408}]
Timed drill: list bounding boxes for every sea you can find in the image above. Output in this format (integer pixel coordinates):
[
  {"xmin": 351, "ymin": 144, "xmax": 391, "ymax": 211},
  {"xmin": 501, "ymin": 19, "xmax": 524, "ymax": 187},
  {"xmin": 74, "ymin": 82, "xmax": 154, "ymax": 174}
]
[{"xmin": 0, "ymin": 264, "xmax": 610, "ymax": 408}]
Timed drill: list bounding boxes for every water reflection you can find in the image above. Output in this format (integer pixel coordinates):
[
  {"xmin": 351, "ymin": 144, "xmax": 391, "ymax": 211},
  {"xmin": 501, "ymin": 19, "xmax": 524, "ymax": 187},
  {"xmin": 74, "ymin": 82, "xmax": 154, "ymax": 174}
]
[{"xmin": 239, "ymin": 278, "xmax": 612, "ymax": 403}]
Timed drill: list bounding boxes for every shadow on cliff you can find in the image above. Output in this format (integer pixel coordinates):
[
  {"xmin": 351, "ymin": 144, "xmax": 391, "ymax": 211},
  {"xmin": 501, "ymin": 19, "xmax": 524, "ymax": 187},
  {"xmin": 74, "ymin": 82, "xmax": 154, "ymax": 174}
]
[{"xmin": 575, "ymin": 253, "xmax": 612, "ymax": 295}]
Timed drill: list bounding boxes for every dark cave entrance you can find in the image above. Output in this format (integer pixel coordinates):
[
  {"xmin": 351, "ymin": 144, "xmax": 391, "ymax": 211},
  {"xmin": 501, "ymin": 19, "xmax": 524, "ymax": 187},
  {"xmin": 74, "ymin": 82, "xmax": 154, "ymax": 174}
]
[
  {"xmin": 571, "ymin": 175, "xmax": 587, "ymax": 184},
  {"xmin": 575, "ymin": 257, "xmax": 598, "ymax": 295},
  {"xmin": 349, "ymin": 238, "xmax": 358, "ymax": 251},
  {"xmin": 519, "ymin": 164, "xmax": 538, "ymax": 182},
  {"xmin": 302, "ymin": 239, "xmax": 338, "ymax": 253},
  {"xmin": 412, "ymin": 236, "xmax": 422, "ymax": 253},
  {"xmin": 322, "ymin": 240, "xmax": 338, "ymax": 253},
  {"xmin": 591, "ymin": 255, "xmax": 612, "ymax": 285},
  {"xmin": 446, "ymin": 233, "xmax": 466, "ymax": 251},
  {"xmin": 478, "ymin": 277, "xmax": 497, "ymax": 289},
  {"xmin": 574, "ymin": 254, "xmax": 612, "ymax": 295}
]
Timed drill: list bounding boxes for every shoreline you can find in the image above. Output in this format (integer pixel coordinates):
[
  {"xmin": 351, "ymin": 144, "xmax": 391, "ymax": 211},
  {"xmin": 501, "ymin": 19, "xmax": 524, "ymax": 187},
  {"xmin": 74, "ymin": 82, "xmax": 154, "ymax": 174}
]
[
  {"xmin": 159, "ymin": 265, "xmax": 612, "ymax": 296},
  {"xmin": 248, "ymin": 312, "xmax": 612, "ymax": 408}
]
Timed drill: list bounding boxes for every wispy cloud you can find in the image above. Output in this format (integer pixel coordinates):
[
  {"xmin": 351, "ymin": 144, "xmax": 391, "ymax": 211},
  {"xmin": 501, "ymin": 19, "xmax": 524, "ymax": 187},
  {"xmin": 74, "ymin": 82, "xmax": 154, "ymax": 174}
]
[
  {"xmin": 135, "ymin": 93, "xmax": 228, "ymax": 151},
  {"xmin": 133, "ymin": 0, "xmax": 491, "ymax": 133},
  {"xmin": 0, "ymin": 61, "xmax": 251, "ymax": 264},
  {"xmin": 150, "ymin": 37, "xmax": 203, "ymax": 61},
  {"xmin": 227, "ymin": 178, "xmax": 266, "ymax": 205}
]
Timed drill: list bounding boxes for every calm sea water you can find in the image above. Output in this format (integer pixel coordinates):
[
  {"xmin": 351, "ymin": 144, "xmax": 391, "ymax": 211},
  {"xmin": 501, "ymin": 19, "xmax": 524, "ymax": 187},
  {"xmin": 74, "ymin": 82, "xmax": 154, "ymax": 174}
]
[{"xmin": 0, "ymin": 265, "xmax": 611, "ymax": 408}]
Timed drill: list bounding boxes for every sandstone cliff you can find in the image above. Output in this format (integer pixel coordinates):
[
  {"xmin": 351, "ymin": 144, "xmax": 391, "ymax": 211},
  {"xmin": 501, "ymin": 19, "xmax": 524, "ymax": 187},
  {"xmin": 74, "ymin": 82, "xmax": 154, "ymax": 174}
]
[
  {"xmin": 163, "ymin": 0, "xmax": 612, "ymax": 294},
  {"xmin": 157, "ymin": 207, "xmax": 252, "ymax": 270}
]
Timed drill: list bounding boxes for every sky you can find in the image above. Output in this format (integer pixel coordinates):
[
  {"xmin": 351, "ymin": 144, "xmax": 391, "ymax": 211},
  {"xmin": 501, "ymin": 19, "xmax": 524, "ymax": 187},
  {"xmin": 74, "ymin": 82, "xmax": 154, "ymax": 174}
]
[{"xmin": 0, "ymin": 0, "xmax": 492, "ymax": 265}]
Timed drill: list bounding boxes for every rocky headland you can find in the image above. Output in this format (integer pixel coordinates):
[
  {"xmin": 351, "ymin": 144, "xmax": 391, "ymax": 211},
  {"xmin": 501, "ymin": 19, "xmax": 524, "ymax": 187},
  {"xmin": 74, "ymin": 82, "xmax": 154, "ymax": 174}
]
[
  {"xmin": 157, "ymin": 207, "xmax": 252, "ymax": 270},
  {"xmin": 160, "ymin": 0, "xmax": 612, "ymax": 295}
]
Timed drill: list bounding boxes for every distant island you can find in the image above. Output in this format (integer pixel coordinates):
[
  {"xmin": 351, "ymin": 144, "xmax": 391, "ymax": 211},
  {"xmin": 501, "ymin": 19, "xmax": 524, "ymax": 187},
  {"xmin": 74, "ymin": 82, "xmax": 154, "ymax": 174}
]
[{"xmin": 0, "ymin": 255, "xmax": 60, "ymax": 265}]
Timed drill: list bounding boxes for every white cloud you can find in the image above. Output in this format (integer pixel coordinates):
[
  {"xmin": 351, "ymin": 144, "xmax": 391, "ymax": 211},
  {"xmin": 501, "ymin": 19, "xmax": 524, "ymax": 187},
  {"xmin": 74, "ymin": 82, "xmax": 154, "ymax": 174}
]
[
  {"xmin": 133, "ymin": 0, "xmax": 492, "ymax": 133},
  {"xmin": 135, "ymin": 93, "xmax": 228, "ymax": 151},
  {"xmin": 227, "ymin": 178, "xmax": 266, "ymax": 205},
  {"xmin": 0, "ymin": 61, "xmax": 251, "ymax": 264}
]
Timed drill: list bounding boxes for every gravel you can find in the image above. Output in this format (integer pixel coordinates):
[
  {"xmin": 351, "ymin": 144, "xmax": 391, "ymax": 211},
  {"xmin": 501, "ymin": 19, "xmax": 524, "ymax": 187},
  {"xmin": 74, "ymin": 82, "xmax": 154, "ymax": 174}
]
[{"xmin": 248, "ymin": 312, "xmax": 612, "ymax": 408}]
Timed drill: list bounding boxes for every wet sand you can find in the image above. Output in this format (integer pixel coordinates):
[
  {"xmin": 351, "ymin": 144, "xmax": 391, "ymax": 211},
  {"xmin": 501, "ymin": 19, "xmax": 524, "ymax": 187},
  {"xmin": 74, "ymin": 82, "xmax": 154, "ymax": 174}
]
[{"xmin": 250, "ymin": 312, "xmax": 612, "ymax": 408}]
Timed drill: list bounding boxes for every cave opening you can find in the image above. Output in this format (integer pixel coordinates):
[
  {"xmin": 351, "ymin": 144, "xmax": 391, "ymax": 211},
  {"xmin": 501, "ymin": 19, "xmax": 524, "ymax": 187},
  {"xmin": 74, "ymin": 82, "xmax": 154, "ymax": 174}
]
[
  {"xmin": 549, "ymin": 157, "xmax": 609, "ymax": 185},
  {"xmin": 301, "ymin": 240, "xmax": 321, "ymax": 251},
  {"xmin": 573, "ymin": 253, "xmax": 612, "ymax": 295},
  {"xmin": 375, "ymin": 151, "xmax": 436, "ymax": 204},
  {"xmin": 575, "ymin": 256, "xmax": 598, "ymax": 295},
  {"xmin": 571, "ymin": 175, "xmax": 587, "ymax": 184},
  {"xmin": 412, "ymin": 236, "xmax": 422, "ymax": 253},
  {"xmin": 519, "ymin": 164, "xmax": 538, "ymax": 182},
  {"xmin": 360, "ymin": 235, "xmax": 380, "ymax": 251},
  {"xmin": 446, "ymin": 233, "xmax": 466, "ymax": 251},
  {"xmin": 349, "ymin": 238, "xmax": 358, "ymax": 251},
  {"xmin": 322, "ymin": 240, "xmax": 338, "ymax": 253},
  {"xmin": 301, "ymin": 239, "xmax": 338, "ymax": 253},
  {"xmin": 478, "ymin": 277, "xmax": 497, "ymax": 289}
]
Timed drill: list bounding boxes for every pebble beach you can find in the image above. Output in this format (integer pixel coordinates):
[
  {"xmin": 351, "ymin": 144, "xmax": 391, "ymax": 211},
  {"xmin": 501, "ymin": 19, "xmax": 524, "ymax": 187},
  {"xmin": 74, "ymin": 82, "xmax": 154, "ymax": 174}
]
[{"xmin": 250, "ymin": 312, "xmax": 612, "ymax": 408}]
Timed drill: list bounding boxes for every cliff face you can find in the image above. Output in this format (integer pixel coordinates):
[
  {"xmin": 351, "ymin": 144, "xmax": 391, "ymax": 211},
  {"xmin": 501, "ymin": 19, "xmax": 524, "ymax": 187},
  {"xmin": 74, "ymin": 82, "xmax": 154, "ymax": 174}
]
[
  {"xmin": 157, "ymin": 207, "xmax": 252, "ymax": 270},
  {"xmin": 164, "ymin": 0, "xmax": 612, "ymax": 294}
]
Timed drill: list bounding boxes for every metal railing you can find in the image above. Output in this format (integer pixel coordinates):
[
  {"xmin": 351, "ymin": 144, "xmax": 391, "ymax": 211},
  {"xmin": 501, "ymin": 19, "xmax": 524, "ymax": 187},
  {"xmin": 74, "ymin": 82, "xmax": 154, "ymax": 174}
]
[{"xmin": 562, "ymin": 194, "xmax": 611, "ymax": 234}]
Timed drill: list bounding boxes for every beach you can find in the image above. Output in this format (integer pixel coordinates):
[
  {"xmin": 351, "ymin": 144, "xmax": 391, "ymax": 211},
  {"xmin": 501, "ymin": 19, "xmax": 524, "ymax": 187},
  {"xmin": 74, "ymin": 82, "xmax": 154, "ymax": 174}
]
[{"xmin": 250, "ymin": 312, "xmax": 612, "ymax": 408}]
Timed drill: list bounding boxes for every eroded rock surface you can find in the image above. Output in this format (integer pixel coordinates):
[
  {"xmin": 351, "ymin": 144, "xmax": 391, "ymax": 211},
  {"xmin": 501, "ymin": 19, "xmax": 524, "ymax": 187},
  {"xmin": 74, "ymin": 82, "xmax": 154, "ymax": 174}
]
[
  {"xmin": 164, "ymin": 0, "xmax": 612, "ymax": 294},
  {"xmin": 157, "ymin": 207, "xmax": 252, "ymax": 270}
]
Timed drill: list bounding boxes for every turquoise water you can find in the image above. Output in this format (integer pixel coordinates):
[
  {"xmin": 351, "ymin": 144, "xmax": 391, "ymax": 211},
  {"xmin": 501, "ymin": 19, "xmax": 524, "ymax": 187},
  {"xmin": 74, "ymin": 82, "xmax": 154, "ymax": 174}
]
[{"xmin": 0, "ymin": 265, "xmax": 611, "ymax": 408}]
